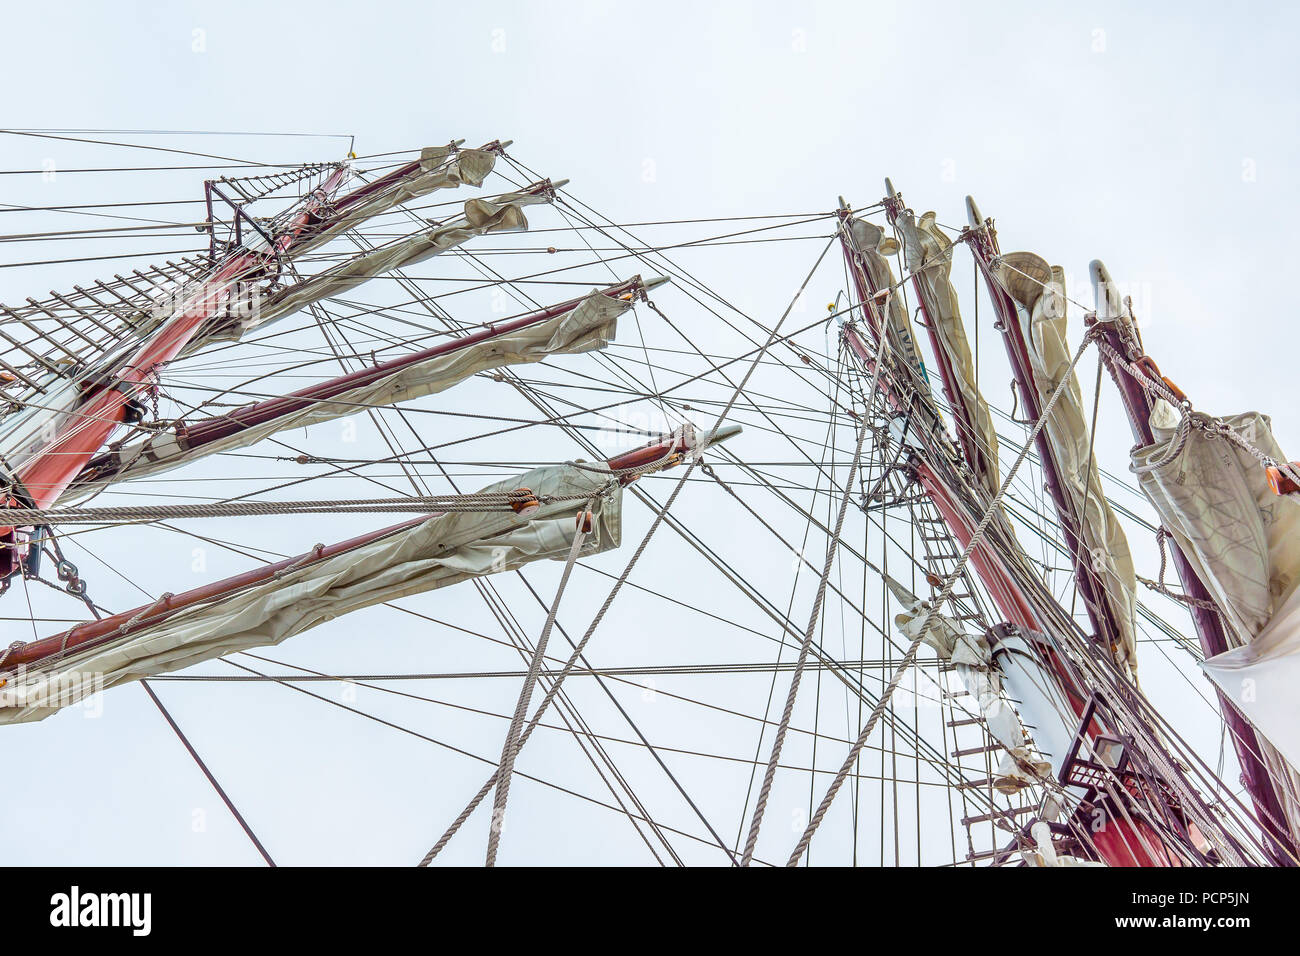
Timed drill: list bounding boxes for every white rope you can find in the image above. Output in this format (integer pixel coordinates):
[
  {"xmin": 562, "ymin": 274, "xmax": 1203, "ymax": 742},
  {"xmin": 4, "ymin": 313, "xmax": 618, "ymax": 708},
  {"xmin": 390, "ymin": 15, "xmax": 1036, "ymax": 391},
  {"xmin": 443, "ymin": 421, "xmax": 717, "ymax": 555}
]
[
  {"xmin": 739, "ymin": 298, "xmax": 890, "ymax": 865},
  {"xmin": 1099, "ymin": 339, "xmax": 1300, "ymax": 489},
  {"xmin": 484, "ymin": 504, "xmax": 592, "ymax": 867}
]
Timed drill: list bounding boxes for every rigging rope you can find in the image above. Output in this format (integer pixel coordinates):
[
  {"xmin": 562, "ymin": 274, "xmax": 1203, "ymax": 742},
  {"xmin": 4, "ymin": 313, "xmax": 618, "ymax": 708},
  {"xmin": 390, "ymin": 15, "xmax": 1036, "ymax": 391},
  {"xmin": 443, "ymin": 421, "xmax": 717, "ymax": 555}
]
[
  {"xmin": 141, "ymin": 679, "xmax": 277, "ymax": 867},
  {"xmin": 740, "ymin": 317, "xmax": 887, "ymax": 866},
  {"xmin": 0, "ymin": 489, "xmax": 607, "ymax": 524},
  {"xmin": 787, "ymin": 328, "xmax": 1100, "ymax": 866},
  {"xmin": 1099, "ymin": 339, "xmax": 1300, "ymax": 489},
  {"xmin": 485, "ymin": 504, "xmax": 592, "ymax": 867},
  {"xmin": 417, "ymin": 240, "xmax": 837, "ymax": 867}
]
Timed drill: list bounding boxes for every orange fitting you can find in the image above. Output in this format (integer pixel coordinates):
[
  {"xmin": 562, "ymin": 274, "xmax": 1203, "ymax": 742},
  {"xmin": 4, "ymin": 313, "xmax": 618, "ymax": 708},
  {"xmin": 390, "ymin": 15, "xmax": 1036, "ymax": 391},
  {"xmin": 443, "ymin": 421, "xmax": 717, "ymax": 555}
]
[
  {"xmin": 575, "ymin": 510, "xmax": 594, "ymax": 534},
  {"xmin": 1134, "ymin": 355, "xmax": 1188, "ymax": 403},
  {"xmin": 508, "ymin": 487, "xmax": 541, "ymax": 516},
  {"xmin": 1266, "ymin": 464, "xmax": 1300, "ymax": 497},
  {"xmin": 1160, "ymin": 376, "xmax": 1188, "ymax": 403}
]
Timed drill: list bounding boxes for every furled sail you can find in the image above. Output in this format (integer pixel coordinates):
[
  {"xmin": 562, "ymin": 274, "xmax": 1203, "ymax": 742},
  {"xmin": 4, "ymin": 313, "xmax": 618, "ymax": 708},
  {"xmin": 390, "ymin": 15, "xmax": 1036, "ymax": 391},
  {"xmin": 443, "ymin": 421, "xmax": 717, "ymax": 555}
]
[
  {"xmin": 894, "ymin": 207, "xmax": 1000, "ymax": 497},
  {"xmin": 200, "ymin": 183, "xmax": 556, "ymax": 347},
  {"xmin": 1136, "ymin": 401, "xmax": 1300, "ymax": 789},
  {"xmin": 63, "ymin": 291, "xmax": 628, "ymax": 504},
  {"xmin": 1135, "ymin": 405, "xmax": 1300, "ymax": 642},
  {"xmin": 846, "ymin": 219, "xmax": 930, "ymax": 388},
  {"xmin": 291, "ymin": 145, "xmax": 498, "ymax": 256},
  {"xmin": 885, "ymin": 576, "xmax": 1051, "ymax": 793},
  {"xmin": 0, "ymin": 463, "xmax": 621, "ymax": 723},
  {"xmin": 1202, "ymin": 583, "xmax": 1300, "ymax": 774},
  {"xmin": 992, "ymin": 253, "xmax": 1139, "ymax": 675}
]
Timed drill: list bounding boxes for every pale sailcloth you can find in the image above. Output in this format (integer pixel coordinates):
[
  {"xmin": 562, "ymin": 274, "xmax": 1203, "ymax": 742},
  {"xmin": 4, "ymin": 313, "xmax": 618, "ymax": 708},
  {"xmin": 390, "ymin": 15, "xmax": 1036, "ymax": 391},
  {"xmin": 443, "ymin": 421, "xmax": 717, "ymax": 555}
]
[
  {"xmin": 993, "ymin": 253, "xmax": 1139, "ymax": 676},
  {"xmin": 290, "ymin": 145, "xmax": 498, "ymax": 256},
  {"xmin": 847, "ymin": 219, "xmax": 931, "ymax": 388},
  {"xmin": 0, "ymin": 463, "xmax": 621, "ymax": 724},
  {"xmin": 1134, "ymin": 401, "xmax": 1300, "ymax": 835},
  {"xmin": 1202, "ymin": 585, "xmax": 1300, "ymax": 774},
  {"xmin": 1135, "ymin": 405, "xmax": 1300, "ymax": 642},
  {"xmin": 894, "ymin": 208, "xmax": 1001, "ymax": 498},
  {"xmin": 885, "ymin": 576, "xmax": 1054, "ymax": 794},
  {"xmin": 0, "ymin": 149, "xmax": 498, "ymax": 480},
  {"xmin": 198, "ymin": 183, "xmax": 556, "ymax": 348},
  {"xmin": 61, "ymin": 293, "xmax": 628, "ymax": 505}
]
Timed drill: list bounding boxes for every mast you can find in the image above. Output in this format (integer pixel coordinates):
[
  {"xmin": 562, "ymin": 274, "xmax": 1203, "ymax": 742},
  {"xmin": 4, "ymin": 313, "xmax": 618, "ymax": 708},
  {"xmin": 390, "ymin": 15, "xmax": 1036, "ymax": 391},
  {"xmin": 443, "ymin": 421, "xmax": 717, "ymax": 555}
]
[
  {"xmin": 5, "ymin": 165, "xmax": 353, "ymax": 512},
  {"xmin": 834, "ymin": 198, "xmax": 1202, "ymax": 867},
  {"xmin": 1087, "ymin": 262, "xmax": 1298, "ymax": 865},
  {"xmin": 882, "ymin": 181, "xmax": 994, "ymax": 488},
  {"xmin": 960, "ymin": 198, "xmax": 1129, "ymax": 672},
  {"xmin": 67, "ymin": 277, "xmax": 662, "ymax": 495}
]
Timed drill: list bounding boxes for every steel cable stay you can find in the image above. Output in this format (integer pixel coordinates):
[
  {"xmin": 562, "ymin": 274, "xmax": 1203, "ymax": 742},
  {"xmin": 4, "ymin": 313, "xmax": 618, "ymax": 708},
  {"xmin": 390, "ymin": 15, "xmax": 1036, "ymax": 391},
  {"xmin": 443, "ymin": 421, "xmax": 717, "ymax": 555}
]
[
  {"xmin": 2, "ymin": 134, "xmax": 1289, "ymax": 868},
  {"xmin": 300, "ymin": 280, "xmax": 695, "ymax": 866},
  {"xmin": 38, "ymin": 265, "xmax": 1076, "ymax": 863},
  {"xmin": 317, "ymin": 281, "xmax": 713, "ymax": 865},
  {"xmin": 417, "ymin": 237, "xmax": 839, "ymax": 865},
  {"xmin": 314, "ymin": 220, "xmax": 739, "ymax": 866}
]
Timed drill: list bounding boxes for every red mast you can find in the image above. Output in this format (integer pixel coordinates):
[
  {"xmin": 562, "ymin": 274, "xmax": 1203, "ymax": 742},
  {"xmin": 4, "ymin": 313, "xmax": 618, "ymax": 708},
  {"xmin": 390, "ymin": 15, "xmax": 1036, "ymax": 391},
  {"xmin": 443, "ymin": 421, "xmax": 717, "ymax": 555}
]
[
  {"xmin": 835, "ymin": 201, "xmax": 1176, "ymax": 866},
  {"xmin": 1088, "ymin": 262, "xmax": 1296, "ymax": 865},
  {"xmin": 9, "ymin": 165, "xmax": 353, "ymax": 511}
]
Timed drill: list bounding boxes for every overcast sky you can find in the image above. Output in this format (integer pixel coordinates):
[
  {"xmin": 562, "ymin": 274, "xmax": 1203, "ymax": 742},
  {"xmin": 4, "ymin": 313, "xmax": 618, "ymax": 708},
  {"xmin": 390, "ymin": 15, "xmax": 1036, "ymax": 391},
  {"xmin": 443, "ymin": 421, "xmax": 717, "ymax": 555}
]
[{"xmin": 2, "ymin": 1, "xmax": 1296, "ymax": 866}]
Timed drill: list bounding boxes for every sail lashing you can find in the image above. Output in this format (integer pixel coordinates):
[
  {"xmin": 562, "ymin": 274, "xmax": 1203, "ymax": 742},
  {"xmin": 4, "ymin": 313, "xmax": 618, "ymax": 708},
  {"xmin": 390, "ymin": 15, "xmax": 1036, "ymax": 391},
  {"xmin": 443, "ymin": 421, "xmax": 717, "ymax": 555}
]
[
  {"xmin": 63, "ymin": 283, "xmax": 649, "ymax": 503},
  {"xmin": 888, "ymin": 193, "xmax": 1001, "ymax": 498},
  {"xmin": 0, "ymin": 463, "xmax": 622, "ymax": 723},
  {"xmin": 965, "ymin": 202, "xmax": 1138, "ymax": 678}
]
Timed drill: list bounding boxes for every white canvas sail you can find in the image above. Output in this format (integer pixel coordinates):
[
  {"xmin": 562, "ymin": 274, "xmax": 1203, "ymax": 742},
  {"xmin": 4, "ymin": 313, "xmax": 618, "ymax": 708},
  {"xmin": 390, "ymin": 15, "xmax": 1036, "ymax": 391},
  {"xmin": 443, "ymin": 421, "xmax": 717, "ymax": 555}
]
[
  {"xmin": 993, "ymin": 253, "xmax": 1139, "ymax": 676},
  {"xmin": 1134, "ymin": 404, "xmax": 1300, "ymax": 643},
  {"xmin": 885, "ymin": 576, "xmax": 1052, "ymax": 793},
  {"xmin": 63, "ymin": 292, "xmax": 627, "ymax": 504},
  {"xmin": 894, "ymin": 207, "xmax": 1001, "ymax": 497},
  {"xmin": 1135, "ymin": 401, "xmax": 1300, "ymax": 837},
  {"xmin": 1202, "ymin": 583, "xmax": 1300, "ymax": 774},
  {"xmin": 0, "ymin": 463, "xmax": 621, "ymax": 724},
  {"xmin": 847, "ymin": 219, "xmax": 930, "ymax": 388}
]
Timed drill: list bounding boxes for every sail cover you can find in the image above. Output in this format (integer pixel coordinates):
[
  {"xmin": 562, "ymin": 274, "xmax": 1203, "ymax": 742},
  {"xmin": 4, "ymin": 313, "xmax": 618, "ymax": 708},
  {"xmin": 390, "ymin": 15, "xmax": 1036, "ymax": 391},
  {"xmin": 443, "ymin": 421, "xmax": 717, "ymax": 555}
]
[
  {"xmin": 894, "ymin": 208, "xmax": 1001, "ymax": 497},
  {"xmin": 0, "ymin": 463, "xmax": 621, "ymax": 724},
  {"xmin": 993, "ymin": 253, "xmax": 1139, "ymax": 675},
  {"xmin": 292, "ymin": 145, "xmax": 498, "ymax": 256},
  {"xmin": 1134, "ymin": 405, "xmax": 1300, "ymax": 643},
  {"xmin": 1136, "ymin": 402, "xmax": 1300, "ymax": 790},
  {"xmin": 847, "ymin": 220, "xmax": 930, "ymax": 388},
  {"xmin": 1202, "ymin": 583, "xmax": 1300, "ymax": 774},
  {"xmin": 198, "ymin": 184, "xmax": 553, "ymax": 348},
  {"xmin": 63, "ymin": 292, "xmax": 627, "ymax": 504},
  {"xmin": 885, "ymin": 577, "xmax": 1051, "ymax": 793}
]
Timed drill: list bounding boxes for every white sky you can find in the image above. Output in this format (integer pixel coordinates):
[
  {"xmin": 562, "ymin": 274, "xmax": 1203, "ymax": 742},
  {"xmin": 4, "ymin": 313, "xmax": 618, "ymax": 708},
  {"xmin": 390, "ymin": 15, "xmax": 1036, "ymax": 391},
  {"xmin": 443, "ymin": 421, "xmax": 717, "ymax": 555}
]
[{"xmin": 1, "ymin": 1, "xmax": 1296, "ymax": 865}]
